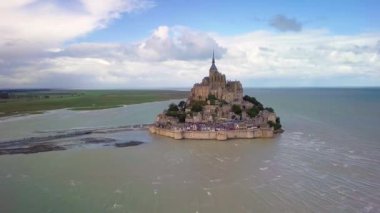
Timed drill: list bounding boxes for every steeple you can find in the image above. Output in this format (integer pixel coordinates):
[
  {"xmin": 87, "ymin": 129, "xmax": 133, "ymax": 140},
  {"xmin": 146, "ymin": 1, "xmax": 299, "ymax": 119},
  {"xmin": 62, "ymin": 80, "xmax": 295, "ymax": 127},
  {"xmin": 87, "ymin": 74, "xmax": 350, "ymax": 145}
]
[
  {"xmin": 212, "ymin": 50, "xmax": 215, "ymax": 64},
  {"xmin": 209, "ymin": 50, "xmax": 218, "ymax": 72}
]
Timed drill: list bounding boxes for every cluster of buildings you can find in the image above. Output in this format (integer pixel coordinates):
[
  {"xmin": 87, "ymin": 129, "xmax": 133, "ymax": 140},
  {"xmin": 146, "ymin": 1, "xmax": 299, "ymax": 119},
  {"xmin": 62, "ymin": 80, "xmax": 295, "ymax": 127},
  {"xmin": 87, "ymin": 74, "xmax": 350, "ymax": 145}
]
[
  {"xmin": 150, "ymin": 52, "xmax": 280, "ymax": 140},
  {"xmin": 155, "ymin": 109, "xmax": 276, "ymax": 131}
]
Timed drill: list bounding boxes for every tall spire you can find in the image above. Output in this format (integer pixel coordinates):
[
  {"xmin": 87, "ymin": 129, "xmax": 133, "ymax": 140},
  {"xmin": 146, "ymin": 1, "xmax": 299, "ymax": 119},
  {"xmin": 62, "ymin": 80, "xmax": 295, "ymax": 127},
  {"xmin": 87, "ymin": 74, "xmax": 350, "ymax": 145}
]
[
  {"xmin": 212, "ymin": 50, "xmax": 215, "ymax": 64},
  {"xmin": 209, "ymin": 50, "xmax": 218, "ymax": 72}
]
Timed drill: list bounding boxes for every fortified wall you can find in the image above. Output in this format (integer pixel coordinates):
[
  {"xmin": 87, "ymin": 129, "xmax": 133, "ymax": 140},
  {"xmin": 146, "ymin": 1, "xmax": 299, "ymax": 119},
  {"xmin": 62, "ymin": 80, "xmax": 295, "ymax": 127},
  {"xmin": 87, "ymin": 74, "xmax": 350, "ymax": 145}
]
[{"xmin": 149, "ymin": 126, "xmax": 274, "ymax": 141}]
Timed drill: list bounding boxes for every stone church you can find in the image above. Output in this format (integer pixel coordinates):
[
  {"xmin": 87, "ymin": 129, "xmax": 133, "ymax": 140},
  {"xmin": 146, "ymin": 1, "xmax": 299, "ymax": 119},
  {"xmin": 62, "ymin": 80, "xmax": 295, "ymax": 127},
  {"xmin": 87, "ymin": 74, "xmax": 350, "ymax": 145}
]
[{"xmin": 189, "ymin": 52, "xmax": 243, "ymax": 103}]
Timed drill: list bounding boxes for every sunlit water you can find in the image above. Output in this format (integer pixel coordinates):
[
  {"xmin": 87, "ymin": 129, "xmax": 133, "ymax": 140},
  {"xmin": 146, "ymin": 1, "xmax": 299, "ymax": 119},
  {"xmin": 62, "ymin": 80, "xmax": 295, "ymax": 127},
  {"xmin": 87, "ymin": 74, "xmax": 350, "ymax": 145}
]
[{"xmin": 0, "ymin": 89, "xmax": 379, "ymax": 213}]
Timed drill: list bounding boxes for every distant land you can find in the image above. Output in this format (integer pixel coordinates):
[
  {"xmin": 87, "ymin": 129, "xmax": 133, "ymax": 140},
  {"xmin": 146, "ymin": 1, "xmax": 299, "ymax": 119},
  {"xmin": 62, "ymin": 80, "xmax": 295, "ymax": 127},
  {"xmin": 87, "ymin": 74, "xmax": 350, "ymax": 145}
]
[{"xmin": 0, "ymin": 89, "xmax": 188, "ymax": 117}]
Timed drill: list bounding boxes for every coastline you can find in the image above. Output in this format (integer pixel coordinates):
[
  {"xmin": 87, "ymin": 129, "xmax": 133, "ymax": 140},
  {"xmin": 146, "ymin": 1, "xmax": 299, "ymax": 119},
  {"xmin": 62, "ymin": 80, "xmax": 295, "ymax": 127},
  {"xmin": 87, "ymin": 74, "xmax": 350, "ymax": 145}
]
[
  {"xmin": 0, "ymin": 90, "xmax": 188, "ymax": 118},
  {"xmin": 0, "ymin": 98, "xmax": 185, "ymax": 121}
]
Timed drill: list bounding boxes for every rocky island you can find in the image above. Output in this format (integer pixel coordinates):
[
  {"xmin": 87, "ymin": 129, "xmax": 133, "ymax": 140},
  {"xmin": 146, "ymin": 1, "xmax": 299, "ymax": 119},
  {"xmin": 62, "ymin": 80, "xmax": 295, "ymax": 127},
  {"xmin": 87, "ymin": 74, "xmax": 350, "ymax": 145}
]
[{"xmin": 150, "ymin": 52, "xmax": 283, "ymax": 140}]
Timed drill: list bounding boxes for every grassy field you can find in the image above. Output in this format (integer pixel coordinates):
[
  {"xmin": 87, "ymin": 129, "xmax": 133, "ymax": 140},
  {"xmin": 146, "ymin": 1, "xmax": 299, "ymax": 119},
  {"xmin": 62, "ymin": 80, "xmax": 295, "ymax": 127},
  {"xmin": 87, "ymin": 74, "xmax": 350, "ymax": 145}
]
[{"xmin": 0, "ymin": 90, "xmax": 188, "ymax": 117}]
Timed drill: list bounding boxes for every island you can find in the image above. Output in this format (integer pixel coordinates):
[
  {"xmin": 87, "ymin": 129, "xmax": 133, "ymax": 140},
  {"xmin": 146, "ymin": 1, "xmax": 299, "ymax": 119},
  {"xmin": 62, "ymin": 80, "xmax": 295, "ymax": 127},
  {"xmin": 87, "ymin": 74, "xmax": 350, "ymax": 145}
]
[{"xmin": 150, "ymin": 52, "xmax": 283, "ymax": 140}]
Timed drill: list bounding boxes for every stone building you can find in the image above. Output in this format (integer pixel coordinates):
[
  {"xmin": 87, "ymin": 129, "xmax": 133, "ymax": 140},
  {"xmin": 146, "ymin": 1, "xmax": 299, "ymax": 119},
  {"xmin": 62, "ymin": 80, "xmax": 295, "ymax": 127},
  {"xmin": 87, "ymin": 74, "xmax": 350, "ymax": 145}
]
[
  {"xmin": 189, "ymin": 52, "xmax": 243, "ymax": 103},
  {"xmin": 150, "ymin": 51, "xmax": 283, "ymax": 140}
]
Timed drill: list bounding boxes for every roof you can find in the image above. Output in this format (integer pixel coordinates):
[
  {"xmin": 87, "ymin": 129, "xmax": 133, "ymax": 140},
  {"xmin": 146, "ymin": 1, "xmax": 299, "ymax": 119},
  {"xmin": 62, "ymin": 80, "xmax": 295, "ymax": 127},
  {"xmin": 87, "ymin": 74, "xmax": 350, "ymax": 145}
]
[{"xmin": 209, "ymin": 63, "xmax": 218, "ymax": 71}]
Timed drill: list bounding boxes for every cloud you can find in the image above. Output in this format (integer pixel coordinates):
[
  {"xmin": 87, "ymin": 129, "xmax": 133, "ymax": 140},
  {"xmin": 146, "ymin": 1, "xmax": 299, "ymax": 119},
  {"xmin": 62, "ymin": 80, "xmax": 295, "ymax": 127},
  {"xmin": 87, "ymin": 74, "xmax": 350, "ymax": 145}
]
[
  {"xmin": 269, "ymin": 15, "xmax": 302, "ymax": 32},
  {"xmin": 0, "ymin": 0, "xmax": 154, "ymax": 60},
  {"xmin": 137, "ymin": 26, "xmax": 226, "ymax": 61},
  {"xmin": 0, "ymin": 24, "xmax": 379, "ymax": 88},
  {"xmin": 52, "ymin": 25, "xmax": 226, "ymax": 61},
  {"xmin": 215, "ymin": 30, "xmax": 379, "ymax": 86},
  {"xmin": 0, "ymin": 25, "xmax": 226, "ymax": 88}
]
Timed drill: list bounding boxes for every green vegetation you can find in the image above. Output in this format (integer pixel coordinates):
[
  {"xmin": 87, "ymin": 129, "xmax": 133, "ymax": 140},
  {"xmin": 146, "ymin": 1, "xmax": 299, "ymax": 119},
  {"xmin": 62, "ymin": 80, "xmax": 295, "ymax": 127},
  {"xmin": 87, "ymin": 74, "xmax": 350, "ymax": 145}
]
[
  {"xmin": 168, "ymin": 103, "xmax": 179, "ymax": 112},
  {"xmin": 207, "ymin": 94, "xmax": 217, "ymax": 101},
  {"xmin": 0, "ymin": 90, "xmax": 188, "ymax": 117},
  {"xmin": 243, "ymin": 95, "xmax": 274, "ymax": 118},
  {"xmin": 243, "ymin": 95, "xmax": 263, "ymax": 110},
  {"xmin": 267, "ymin": 117, "xmax": 282, "ymax": 130},
  {"xmin": 207, "ymin": 94, "xmax": 218, "ymax": 105},
  {"xmin": 265, "ymin": 107, "xmax": 274, "ymax": 113},
  {"xmin": 231, "ymin": 104, "xmax": 242, "ymax": 115},
  {"xmin": 178, "ymin": 100, "xmax": 186, "ymax": 110},
  {"xmin": 247, "ymin": 106, "xmax": 260, "ymax": 118},
  {"xmin": 191, "ymin": 101, "xmax": 205, "ymax": 112},
  {"xmin": 165, "ymin": 102, "xmax": 187, "ymax": 123}
]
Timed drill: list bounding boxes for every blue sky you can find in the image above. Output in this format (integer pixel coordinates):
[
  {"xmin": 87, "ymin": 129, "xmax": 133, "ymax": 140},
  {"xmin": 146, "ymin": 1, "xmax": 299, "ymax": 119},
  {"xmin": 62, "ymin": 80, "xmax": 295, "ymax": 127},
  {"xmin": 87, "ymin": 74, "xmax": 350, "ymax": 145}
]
[
  {"xmin": 0, "ymin": 0, "xmax": 379, "ymax": 88},
  {"xmin": 80, "ymin": 0, "xmax": 379, "ymax": 42}
]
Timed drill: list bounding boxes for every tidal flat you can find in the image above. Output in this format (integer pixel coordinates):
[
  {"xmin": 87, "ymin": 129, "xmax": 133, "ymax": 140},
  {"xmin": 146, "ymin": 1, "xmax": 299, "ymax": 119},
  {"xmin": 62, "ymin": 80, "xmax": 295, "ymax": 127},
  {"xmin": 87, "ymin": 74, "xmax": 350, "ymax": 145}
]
[{"xmin": 0, "ymin": 88, "xmax": 379, "ymax": 212}]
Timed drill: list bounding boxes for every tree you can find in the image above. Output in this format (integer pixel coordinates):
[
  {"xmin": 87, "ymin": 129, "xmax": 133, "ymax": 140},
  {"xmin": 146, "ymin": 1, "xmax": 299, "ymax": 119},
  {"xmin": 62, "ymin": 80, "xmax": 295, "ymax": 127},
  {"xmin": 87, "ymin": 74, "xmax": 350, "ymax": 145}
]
[
  {"xmin": 265, "ymin": 107, "xmax": 274, "ymax": 113},
  {"xmin": 165, "ymin": 110, "xmax": 178, "ymax": 117},
  {"xmin": 243, "ymin": 95, "xmax": 263, "ymax": 110},
  {"xmin": 166, "ymin": 103, "xmax": 179, "ymax": 117},
  {"xmin": 178, "ymin": 101, "xmax": 186, "ymax": 110},
  {"xmin": 247, "ymin": 106, "xmax": 259, "ymax": 118},
  {"xmin": 231, "ymin": 104, "xmax": 242, "ymax": 115},
  {"xmin": 268, "ymin": 117, "xmax": 282, "ymax": 130},
  {"xmin": 168, "ymin": 103, "xmax": 179, "ymax": 112},
  {"xmin": 191, "ymin": 103, "xmax": 203, "ymax": 112},
  {"xmin": 191, "ymin": 101, "xmax": 205, "ymax": 112},
  {"xmin": 274, "ymin": 123, "xmax": 282, "ymax": 130},
  {"xmin": 207, "ymin": 94, "xmax": 217, "ymax": 101},
  {"xmin": 267, "ymin": 121, "xmax": 275, "ymax": 127}
]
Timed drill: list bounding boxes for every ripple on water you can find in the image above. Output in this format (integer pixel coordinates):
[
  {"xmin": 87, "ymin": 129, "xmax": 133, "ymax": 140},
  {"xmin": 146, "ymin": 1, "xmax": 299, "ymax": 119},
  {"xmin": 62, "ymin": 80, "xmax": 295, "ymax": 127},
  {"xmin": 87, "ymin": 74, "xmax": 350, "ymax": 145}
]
[{"xmin": 271, "ymin": 129, "xmax": 380, "ymax": 212}]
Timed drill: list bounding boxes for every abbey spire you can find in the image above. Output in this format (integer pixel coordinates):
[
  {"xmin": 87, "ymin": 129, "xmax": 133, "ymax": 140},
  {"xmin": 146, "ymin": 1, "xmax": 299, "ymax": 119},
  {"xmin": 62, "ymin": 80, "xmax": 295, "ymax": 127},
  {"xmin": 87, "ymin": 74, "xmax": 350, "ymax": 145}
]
[
  {"xmin": 212, "ymin": 50, "xmax": 215, "ymax": 64},
  {"xmin": 209, "ymin": 50, "xmax": 218, "ymax": 72}
]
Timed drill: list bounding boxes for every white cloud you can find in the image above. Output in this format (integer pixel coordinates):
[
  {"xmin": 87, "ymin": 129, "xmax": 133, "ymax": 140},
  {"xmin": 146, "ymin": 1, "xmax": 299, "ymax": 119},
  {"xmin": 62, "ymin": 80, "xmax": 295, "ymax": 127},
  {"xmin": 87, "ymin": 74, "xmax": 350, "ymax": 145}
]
[
  {"xmin": 0, "ymin": 23, "xmax": 379, "ymax": 88},
  {"xmin": 215, "ymin": 30, "xmax": 380, "ymax": 86},
  {"xmin": 0, "ymin": 0, "xmax": 154, "ymax": 59},
  {"xmin": 137, "ymin": 25, "xmax": 226, "ymax": 61}
]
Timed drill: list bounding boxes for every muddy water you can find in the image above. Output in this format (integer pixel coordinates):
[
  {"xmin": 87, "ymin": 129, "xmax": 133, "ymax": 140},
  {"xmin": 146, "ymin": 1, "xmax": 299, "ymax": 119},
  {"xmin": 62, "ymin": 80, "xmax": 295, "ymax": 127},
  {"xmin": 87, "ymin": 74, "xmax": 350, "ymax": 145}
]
[{"xmin": 0, "ymin": 89, "xmax": 379, "ymax": 212}]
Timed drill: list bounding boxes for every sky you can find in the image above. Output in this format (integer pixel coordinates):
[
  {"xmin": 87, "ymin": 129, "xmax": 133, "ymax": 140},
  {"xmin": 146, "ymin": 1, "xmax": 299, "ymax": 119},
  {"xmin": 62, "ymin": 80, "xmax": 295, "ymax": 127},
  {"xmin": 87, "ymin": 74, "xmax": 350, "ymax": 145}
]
[{"xmin": 0, "ymin": 0, "xmax": 379, "ymax": 89}]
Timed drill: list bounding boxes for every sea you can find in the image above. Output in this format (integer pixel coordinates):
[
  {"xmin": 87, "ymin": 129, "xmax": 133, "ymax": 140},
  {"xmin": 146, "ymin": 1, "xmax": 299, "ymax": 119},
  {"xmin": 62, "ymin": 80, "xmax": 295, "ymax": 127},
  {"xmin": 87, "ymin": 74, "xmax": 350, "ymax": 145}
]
[{"xmin": 0, "ymin": 88, "xmax": 379, "ymax": 213}]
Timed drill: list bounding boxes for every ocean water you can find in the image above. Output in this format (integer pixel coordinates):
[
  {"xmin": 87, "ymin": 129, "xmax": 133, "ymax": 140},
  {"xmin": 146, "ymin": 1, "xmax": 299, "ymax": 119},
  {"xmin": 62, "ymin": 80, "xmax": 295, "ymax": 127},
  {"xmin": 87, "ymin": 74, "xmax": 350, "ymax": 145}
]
[{"xmin": 0, "ymin": 88, "xmax": 379, "ymax": 212}]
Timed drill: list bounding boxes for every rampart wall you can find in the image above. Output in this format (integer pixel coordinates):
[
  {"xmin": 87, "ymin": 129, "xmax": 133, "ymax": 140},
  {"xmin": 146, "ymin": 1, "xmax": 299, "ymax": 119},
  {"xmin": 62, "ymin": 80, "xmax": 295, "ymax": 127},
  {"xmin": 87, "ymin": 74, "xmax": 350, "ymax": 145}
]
[{"xmin": 149, "ymin": 126, "xmax": 274, "ymax": 141}]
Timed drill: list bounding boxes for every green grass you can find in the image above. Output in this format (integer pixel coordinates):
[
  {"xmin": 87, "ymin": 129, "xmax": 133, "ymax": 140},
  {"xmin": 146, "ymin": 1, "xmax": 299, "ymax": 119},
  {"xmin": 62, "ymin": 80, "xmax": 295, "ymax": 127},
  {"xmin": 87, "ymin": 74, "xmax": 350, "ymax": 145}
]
[{"xmin": 0, "ymin": 90, "xmax": 188, "ymax": 117}]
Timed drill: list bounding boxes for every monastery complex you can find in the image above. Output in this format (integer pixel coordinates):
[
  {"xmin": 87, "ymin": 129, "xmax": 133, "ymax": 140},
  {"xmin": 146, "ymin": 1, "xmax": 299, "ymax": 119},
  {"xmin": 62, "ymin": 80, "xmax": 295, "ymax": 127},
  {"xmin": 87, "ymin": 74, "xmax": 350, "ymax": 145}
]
[{"xmin": 149, "ymin": 52, "xmax": 283, "ymax": 140}]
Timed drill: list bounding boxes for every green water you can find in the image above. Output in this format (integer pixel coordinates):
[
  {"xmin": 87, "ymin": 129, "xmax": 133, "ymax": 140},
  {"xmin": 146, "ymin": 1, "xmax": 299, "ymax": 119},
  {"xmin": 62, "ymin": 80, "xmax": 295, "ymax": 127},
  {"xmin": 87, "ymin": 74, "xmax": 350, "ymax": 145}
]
[{"xmin": 0, "ymin": 88, "xmax": 379, "ymax": 212}]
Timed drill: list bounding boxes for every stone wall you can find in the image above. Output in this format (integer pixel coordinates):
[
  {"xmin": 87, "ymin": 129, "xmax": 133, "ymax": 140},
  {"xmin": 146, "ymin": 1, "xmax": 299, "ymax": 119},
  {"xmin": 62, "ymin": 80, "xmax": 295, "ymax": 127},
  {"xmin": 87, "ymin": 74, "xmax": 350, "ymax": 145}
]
[
  {"xmin": 149, "ymin": 126, "xmax": 274, "ymax": 141},
  {"xmin": 189, "ymin": 61, "xmax": 243, "ymax": 103},
  {"xmin": 190, "ymin": 84, "xmax": 209, "ymax": 101}
]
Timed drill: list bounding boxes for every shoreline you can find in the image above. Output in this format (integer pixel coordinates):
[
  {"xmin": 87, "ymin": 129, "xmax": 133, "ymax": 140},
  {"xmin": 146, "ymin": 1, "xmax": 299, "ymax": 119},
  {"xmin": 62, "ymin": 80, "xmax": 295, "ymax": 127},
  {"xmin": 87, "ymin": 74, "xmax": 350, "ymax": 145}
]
[
  {"xmin": 0, "ymin": 90, "xmax": 188, "ymax": 118},
  {"xmin": 0, "ymin": 98, "xmax": 185, "ymax": 121}
]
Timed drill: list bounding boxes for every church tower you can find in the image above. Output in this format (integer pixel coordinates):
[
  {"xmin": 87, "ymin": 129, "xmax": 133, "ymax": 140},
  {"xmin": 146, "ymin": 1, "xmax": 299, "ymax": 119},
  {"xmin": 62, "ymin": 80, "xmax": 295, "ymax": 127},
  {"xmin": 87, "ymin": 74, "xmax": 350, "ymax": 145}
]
[
  {"xmin": 209, "ymin": 50, "xmax": 218, "ymax": 75},
  {"xmin": 208, "ymin": 51, "xmax": 226, "ymax": 95},
  {"xmin": 189, "ymin": 51, "xmax": 242, "ymax": 103}
]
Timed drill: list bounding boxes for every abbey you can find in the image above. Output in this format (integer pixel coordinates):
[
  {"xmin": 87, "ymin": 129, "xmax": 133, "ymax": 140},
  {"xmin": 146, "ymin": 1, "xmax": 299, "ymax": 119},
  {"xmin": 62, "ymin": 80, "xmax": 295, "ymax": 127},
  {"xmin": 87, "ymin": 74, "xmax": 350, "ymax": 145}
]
[
  {"xmin": 150, "ymin": 52, "xmax": 283, "ymax": 140},
  {"xmin": 190, "ymin": 52, "xmax": 243, "ymax": 103}
]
